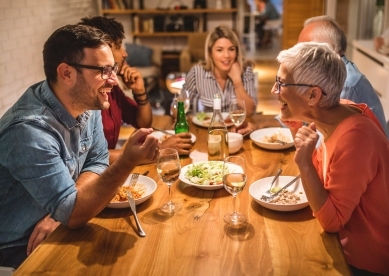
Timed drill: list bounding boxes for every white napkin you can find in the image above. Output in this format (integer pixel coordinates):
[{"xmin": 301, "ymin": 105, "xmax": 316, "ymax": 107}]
[{"xmin": 189, "ymin": 150, "xmax": 208, "ymax": 163}]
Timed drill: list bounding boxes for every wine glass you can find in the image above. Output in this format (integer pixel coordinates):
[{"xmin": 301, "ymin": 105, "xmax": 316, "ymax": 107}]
[
  {"xmin": 223, "ymin": 156, "xmax": 247, "ymax": 224},
  {"xmin": 229, "ymin": 99, "xmax": 246, "ymax": 127},
  {"xmin": 157, "ymin": 148, "xmax": 182, "ymax": 214}
]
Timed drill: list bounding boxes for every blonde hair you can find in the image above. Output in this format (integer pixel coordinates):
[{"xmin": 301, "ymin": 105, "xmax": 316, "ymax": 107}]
[{"xmin": 203, "ymin": 25, "xmax": 250, "ymax": 72}]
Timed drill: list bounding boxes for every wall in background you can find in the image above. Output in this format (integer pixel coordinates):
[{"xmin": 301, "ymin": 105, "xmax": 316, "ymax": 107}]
[{"xmin": 0, "ymin": 0, "xmax": 98, "ymax": 117}]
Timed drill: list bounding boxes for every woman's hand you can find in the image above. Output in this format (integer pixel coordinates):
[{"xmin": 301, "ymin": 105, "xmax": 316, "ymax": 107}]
[
  {"xmin": 231, "ymin": 121, "xmax": 257, "ymax": 135},
  {"xmin": 294, "ymin": 122, "xmax": 319, "ymax": 166},
  {"xmin": 228, "ymin": 62, "xmax": 243, "ymax": 84}
]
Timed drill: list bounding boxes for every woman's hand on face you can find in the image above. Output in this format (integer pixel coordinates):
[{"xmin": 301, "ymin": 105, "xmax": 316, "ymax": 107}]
[
  {"xmin": 228, "ymin": 62, "xmax": 242, "ymax": 83},
  {"xmin": 294, "ymin": 122, "xmax": 319, "ymax": 166}
]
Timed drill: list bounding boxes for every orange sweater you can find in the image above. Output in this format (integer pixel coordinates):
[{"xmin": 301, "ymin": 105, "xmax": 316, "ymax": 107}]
[{"xmin": 313, "ymin": 103, "xmax": 389, "ymax": 274}]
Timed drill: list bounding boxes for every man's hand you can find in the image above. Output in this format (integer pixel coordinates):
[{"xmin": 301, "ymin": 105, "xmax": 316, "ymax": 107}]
[
  {"xmin": 27, "ymin": 215, "xmax": 60, "ymax": 255},
  {"xmin": 119, "ymin": 64, "xmax": 145, "ymax": 93},
  {"xmin": 121, "ymin": 128, "xmax": 159, "ymax": 166},
  {"xmin": 161, "ymin": 133, "xmax": 193, "ymax": 155}
]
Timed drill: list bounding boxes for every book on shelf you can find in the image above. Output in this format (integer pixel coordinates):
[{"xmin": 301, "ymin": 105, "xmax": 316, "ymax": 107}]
[
  {"xmin": 107, "ymin": 0, "xmax": 118, "ymax": 9},
  {"xmin": 133, "ymin": 15, "xmax": 140, "ymax": 33},
  {"xmin": 122, "ymin": 0, "xmax": 133, "ymax": 9},
  {"xmin": 115, "ymin": 0, "xmax": 125, "ymax": 9}
]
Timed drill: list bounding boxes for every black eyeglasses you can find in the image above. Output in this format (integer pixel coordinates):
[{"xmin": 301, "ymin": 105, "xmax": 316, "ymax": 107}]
[
  {"xmin": 275, "ymin": 76, "xmax": 327, "ymax": 96},
  {"xmin": 67, "ymin": 62, "xmax": 118, "ymax": 80}
]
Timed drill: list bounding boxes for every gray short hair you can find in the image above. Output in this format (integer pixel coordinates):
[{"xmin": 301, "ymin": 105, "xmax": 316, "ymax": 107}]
[
  {"xmin": 276, "ymin": 42, "xmax": 346, "ymax": 108},
  {"xmin": 304, "ymin": 15, "xmax": 347, "ymax": 55}
]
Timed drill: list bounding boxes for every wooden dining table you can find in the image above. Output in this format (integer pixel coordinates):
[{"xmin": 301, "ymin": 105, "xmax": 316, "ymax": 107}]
[{"xmin": 14, "ymin": 114, "xmax": 350, "ymax": 276}]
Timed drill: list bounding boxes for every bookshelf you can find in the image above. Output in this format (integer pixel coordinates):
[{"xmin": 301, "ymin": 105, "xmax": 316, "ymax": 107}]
[{"xmin": 98, "ymin": 3, "xmax": 238, "ymax": 39}]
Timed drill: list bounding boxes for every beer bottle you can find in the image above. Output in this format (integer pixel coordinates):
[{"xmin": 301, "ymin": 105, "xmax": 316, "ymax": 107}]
[{"xmin": 174, "ymin": 101, "xmax": 189, "ymax": 134}]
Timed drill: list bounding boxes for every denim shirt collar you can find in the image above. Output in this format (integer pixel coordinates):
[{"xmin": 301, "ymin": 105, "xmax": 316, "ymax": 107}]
[{"xmin": 40, "ymin": 80, "xmax": 91, "ymax": 130}]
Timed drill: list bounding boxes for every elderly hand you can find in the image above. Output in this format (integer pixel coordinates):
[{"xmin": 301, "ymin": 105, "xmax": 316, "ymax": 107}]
[
  {"xmin": 294, "ymin": 122, "xmax": 320, "ymax": 166},
  {"xmin": 119, "ymin": 63, "xmax": 145, "ymax": 93},
  {"xmin": 27, "ymin": 215, "xmax": 60, "ymax": 255},
  {"xmin": 161, "ymin": 132, "xmax": 193, "ymax": 155}
]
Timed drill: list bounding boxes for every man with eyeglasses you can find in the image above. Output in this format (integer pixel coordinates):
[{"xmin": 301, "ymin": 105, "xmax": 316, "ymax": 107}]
[
  {"xmin": 78, "ymin": 16, "xmax": 193, "ymax": 160},
  {"xmin": 0, "ymin": 24, "xmax": 159, "ymax": 269}
]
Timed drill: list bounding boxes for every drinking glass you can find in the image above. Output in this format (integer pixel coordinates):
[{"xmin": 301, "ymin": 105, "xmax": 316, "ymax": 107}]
[
  {"xmin": 229, "ymin": 99, "xmax": 246, "ymax": 127},
  {"xmin": 223, "ymin": 156, "xmax": 247, "ymax": 224},
  {"xmin": 157, "ymin": 148, "xmax": 182, "ymax": 214}
]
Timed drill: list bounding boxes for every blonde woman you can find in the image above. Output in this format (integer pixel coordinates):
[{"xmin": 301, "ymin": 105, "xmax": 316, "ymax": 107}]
[{"xmin": 183, "ymin": 25, "xmax": 257, "ymax": 116}]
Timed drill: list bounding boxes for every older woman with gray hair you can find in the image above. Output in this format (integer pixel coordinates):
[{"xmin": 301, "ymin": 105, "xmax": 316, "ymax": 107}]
[{"xmin": 278, "ymin": 42, "xmax": 389, "ymax": 275}]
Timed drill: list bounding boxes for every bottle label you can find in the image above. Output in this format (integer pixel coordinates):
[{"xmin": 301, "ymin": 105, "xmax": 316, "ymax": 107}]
[{"xmin": 208, "ymin": 134, "xmax": 222, "ymax": 157}]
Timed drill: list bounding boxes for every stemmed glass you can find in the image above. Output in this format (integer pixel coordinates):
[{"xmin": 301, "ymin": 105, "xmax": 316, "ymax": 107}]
[
  {"xmin": 157, "ymin": 148, "xmax": 182, "ymax": 214},
  {"xmin": 229, "ymin": 99, "xmax": 246, "ymax": 127},
  {"xmin": 223, "ymin": 156, "xmax": 247, "ymax": 224}
]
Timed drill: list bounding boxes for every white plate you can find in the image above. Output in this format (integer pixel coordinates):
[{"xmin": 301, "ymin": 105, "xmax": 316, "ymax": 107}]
[
  {"xmin": 107, "ymin": 174, "xmax": 157, "ymax": 208},
  {"xmin": 179, "ymin": 161, "xmax": 242, "ymax": 190},
  {"xmin": 192, "ymin": 112, "xmax": 234, "ymax": 128},
  {"xmin": 249, "ymin": 176, "xmax": 309, "ymax": 211},
  {"xmin": 150, "ymin": 130, "xmax": 196, "ymax": 144},
  {"xmin": 250, "ymin": 127, "xmax": 294, "ymax": 150}
]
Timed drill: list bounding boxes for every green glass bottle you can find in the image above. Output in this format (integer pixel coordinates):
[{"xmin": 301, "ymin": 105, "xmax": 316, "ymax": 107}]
[{"xmin": 175, "ymin": 101, "xmax": 189, "ymax": 134}]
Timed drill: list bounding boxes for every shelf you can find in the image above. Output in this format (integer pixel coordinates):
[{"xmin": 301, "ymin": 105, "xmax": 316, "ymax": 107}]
[
  {"xmin": 133, "ymin": 32, "xmax": 205, "ymax": 38},
  {"xmin": 102, "ymin": 8, "xmax": 238, "ymax": 15}
]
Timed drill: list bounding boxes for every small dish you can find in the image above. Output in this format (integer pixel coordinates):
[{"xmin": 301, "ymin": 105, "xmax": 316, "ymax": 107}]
[
  {"xmin": 107, "ymin": 174, "xmax": 157, "ymax": 208},
  {"xmin": 250, "ymin": 127, "xmax": 294, "ymax": 150},
  {"xmin": 228, "ymin": 132, "xmax": 243, "ymax": 154},
  {"xmin": 249, "ymin": 176, "xmax": 309, "ymax": 211}
]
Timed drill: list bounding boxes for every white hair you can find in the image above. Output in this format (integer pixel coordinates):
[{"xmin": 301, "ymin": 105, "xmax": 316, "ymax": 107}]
[{"xmin": 277, "ymin": 42, "xmax": 346, "ymax": 108}]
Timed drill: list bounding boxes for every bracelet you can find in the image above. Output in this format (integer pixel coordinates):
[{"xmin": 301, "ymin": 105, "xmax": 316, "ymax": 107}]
[
  {"xmin": 133, "ymin": 92, "xmax": 147, "ymax": 98},
  {"xmin": 233, "ymin": 82, "xmax": 243, "ymax": 88},
  {"xmin": 135, "ymin": 97, "xmax": 149, "ymax": 106}
]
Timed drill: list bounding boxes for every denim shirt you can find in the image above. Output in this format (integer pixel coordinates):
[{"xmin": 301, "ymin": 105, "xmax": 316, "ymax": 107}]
[
  {"xmin": 0, "ymin": 80, "xmax": 109, "ymax": 249},
  {"xmin": 341, "ymin": 56, "xmax": 389, "ymax": 138}
]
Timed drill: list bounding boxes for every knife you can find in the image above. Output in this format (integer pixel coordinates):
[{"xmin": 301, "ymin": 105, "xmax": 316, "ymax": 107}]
[
  {"xmin": 126, "ymin": 191, "xmax": 146, "ymax": 237},
  {"xmin": 152, "ymin": 127, "xmax": 173, "ymax": 136}
]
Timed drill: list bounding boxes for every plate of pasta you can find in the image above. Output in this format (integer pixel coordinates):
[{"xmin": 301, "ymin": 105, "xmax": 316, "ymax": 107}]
[
  {"xmin": 250, "ymin": 127, "xmax": 294, "ymax": 150},
  {"xmin": 249, "ymin": 176, "xmax": 309, "ymax": 211},
  {"xmin": 107, "ymin": 174, "xmax": 157, "ymax": 208}
]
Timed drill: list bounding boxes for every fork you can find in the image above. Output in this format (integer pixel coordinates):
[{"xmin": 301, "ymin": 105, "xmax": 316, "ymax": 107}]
[
  {"xmin": 260, "ymin": 175, "xmax": 301, "ymax": 202},
  {"xmin": 130, "ymin": 173, "xmax": 139, "ymax": 187},
  {"xmin": 273, "ymin": 139, "xmax": 287, "ymax": 145},
  {"xmin": 126, "ymin": 190, "xmax": 146, "ymax": 237},
  {"xmin": 262, "ymin": 168, "xmax": 282, "ymax": 198}
]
